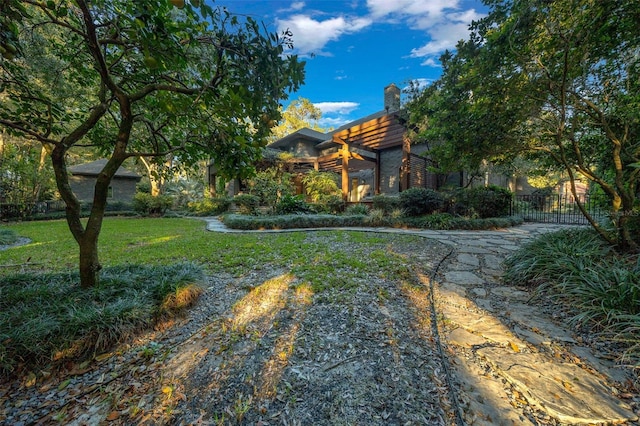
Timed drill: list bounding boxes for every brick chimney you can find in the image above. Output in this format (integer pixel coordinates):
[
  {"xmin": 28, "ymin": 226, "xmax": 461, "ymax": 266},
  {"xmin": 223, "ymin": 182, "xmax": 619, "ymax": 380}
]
[{"xmin": 384, "ymin": 83, "xmax": 401, "ymax": 113}]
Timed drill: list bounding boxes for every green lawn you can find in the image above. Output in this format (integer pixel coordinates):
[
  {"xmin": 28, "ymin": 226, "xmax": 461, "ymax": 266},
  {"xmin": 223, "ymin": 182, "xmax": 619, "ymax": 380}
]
[
  {"xmin": 1, "ymin": 217, "xmax": 423, "ymax": 282},
  {"xmin": 0, "ymin": 217, "xmax": 429, "ymax": 374}
]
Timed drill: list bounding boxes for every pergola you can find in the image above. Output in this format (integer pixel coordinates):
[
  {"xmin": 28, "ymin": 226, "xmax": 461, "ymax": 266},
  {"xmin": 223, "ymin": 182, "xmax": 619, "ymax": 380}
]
[{"xmin": 314, "ymin": 113, "xmax": 410, "ymax": 200}]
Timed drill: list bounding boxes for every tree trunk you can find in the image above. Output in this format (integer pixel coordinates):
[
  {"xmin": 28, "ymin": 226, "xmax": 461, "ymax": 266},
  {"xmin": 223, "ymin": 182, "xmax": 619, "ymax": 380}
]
[
  {"xmin": 51, "ymin": 144, "xmax": 123, "ymax": 288},
  {"xmin": 78, "ymin": 233, "xmax": 101, "ymax": 288}
]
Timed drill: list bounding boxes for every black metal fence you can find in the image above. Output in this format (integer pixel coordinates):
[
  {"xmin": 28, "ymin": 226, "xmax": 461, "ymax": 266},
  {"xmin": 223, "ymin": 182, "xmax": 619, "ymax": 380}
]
[
  {"xmin": 0, "ymin": 200, "xmax": 66, "ymax": 220},
  {"xmin": 511, "ymin": 194, "xmax": 608, "ymax": 224}
]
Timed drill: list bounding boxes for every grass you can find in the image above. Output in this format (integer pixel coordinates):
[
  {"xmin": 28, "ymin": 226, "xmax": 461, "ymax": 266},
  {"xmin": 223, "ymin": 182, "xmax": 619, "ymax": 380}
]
[
  {"xmin": 0, "ymin": 228, "xmax": 19, "ymax": 245},
  {"xmin": 503, "ymin": 228, "xmax": 640, "ymax": 364},
  {"xmin": 0, "ymin": 217, "xmax": 438, "ymax": 374},
  {"xmin": 0, "ymin": 262, "xmax": 203, "ymax": 374}
]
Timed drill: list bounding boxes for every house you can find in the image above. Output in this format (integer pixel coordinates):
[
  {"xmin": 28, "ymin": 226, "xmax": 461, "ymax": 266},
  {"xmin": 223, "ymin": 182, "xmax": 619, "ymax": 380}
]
[
  {"xmin": 209, "ymin": 84, "xmax": 438, "ymax": 202},
  {"xmin": 68, "ymin": 159, "xmax": 141, "ymax": 203}
]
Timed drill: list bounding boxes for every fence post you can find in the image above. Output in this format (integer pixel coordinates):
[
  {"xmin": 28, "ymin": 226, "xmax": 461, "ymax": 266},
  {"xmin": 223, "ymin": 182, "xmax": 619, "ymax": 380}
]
[{"xmin": 556, "ymin": 194, "xmax": 561, "ymax": 223}]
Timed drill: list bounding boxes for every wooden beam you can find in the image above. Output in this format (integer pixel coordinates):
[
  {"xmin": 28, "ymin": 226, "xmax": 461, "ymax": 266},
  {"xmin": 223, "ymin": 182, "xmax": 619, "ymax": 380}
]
[
  {"xmin": 342, "ymin": 120, "xmax": 401, "ymax": 143},
  {"xmin": 332, "ymin": 114, "xmax": 398, "ymax": 140},
  {"xmin": 356, "ymin": 129, "xmax": 406, "ymax": 149},
  {"xmin": 375, "ymin": 151, "xmax": 381, "ymax": 195},
  {"xmin": 318, "ymin": 152, "xmax": 342, "ymax": 162},
  {"xmin": 341, "ymin": 146, "xmax": 349, "ymax": 201}
]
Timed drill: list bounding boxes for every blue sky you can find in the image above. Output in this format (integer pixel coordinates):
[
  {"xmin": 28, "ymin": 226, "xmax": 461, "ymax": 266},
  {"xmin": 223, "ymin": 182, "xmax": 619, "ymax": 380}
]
[{"xmin": 217, "ymin": 1, "xmax": 487, "ymax": 129}]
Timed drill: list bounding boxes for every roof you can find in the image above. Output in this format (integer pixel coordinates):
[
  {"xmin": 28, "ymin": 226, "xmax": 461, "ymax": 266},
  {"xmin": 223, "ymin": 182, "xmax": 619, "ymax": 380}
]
[
  {"xmin": 68, "ymin": 159, "xmax": 141, "ymax": 179},
  {"xmin": 268, "ymin": 128, "xmax": 327, "ymax": 149},
  {"xmin": 316, "ymin": 110, "xmax": 393, "ymax": 150}
]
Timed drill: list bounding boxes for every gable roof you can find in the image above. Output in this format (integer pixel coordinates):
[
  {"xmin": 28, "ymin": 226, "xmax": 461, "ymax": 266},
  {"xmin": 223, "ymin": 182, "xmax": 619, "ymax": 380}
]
[
  {"xmin": 268, "ymin": 128, "xmax": 327, "ymax": 149},
  {"xmin": 68, "ymin": 159, "xmax": 140, "ymax": 179}
]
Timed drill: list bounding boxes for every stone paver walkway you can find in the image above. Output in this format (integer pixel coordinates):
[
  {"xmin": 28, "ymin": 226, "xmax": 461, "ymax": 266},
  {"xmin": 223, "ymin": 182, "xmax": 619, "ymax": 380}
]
[{"xmin": 205, "ymin": 219, "xmax": 638, "ymax": 425}]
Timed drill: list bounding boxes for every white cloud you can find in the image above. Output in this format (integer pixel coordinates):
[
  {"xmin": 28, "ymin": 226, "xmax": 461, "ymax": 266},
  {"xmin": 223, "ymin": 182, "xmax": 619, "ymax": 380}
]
[
  {"xmin": 319, "ymin": 116, "xmax": 353, "ymax": 129},
  {"xmin": 403, "ymin": 78, "xmax": 434, "ymax": 92},
  {"xmin": 277, "ymin": 1, "xmax": 306, "ymax": 13},
  {"xmin": 367, "ymin": 0, "xmax": 456, "ymax": 21},
  {"xmin": 276, "ymin": 14, "xmax": 372, "ymax": 55},
  {"xmin": 275, "ymin": 0, "xmax": 483, "ymax": 64},
  {"xmin": 366, "ymin": 0, "xmax": 484, "ymax": 67},
  {"xmin": 420, "ymin": 57, "xmax": 441, "ymax": 67},
  {"xmin": 314, "ymin": 101, "xmax": 360, "ymax": 115},
  {"xmin": 409, "ymin": 20, "xmax": 472, "ymax": 65}
]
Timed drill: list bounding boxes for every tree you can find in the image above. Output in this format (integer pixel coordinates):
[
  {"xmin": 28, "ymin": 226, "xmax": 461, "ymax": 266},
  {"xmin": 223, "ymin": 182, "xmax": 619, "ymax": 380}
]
[
  {"xmin": 0, "ymin": 131, "xmax": 55, "ymax": 206},
  {"xmin": 269, "ymin": 97, "xmax": 327, "ymax": 141},
  {"xmin": 0, "ymin": 0, "xmax": 304, "ymax": 287},
  {"xmin": 408, "ymin": 0, "xmax": 640, "ymax": 251}
]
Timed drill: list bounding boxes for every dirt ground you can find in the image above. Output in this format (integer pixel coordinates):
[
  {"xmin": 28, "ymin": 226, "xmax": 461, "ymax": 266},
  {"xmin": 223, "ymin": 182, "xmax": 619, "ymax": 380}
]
[{"xmin": 2, "ymin": 235, "xmax": 459, "ymax": 425}]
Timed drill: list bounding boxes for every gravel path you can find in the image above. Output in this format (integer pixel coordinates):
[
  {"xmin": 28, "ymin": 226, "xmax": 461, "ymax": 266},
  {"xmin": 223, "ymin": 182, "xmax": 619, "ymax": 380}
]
[{"xmin": 1, "ymin": 220, "xmax": 638, "ymax": 425}]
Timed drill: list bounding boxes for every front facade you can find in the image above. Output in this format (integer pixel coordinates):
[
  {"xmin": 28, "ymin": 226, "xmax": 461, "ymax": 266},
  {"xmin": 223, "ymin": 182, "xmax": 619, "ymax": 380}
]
[
  {"xmin": 256, "ymin": 84, "xmax": 437, "ymax": 202},
  {"xmin": 68, "ymin": 159, "xmax": 141, "ymax": 203},
  {"xmin": 208, "ymin": 83, "xmax": 534, "ymax": 202}
]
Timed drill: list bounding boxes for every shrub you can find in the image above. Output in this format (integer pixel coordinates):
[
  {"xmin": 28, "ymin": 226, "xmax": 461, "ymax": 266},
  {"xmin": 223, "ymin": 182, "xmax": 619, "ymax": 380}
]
[
  {"xmin": 345, "ymin": 203, "xmax": 369, "ymax": 215},
  {"xmin": 463, "ymin": 185, "xmax": 513, "ymax": 218},
  {"xmin": 247, "ymin": 168, "xmax": 293, "ymax": 211},
  {"xmin": 399, "ymin": 188, "xmax": 445, "ymax": 216},
  {"xmin": 165, "ymin": 179, "xmax": 205, "ymax": 209},
  {"xmin": 372, "ymin": 195, "xmax": 401, "ymax": 213},
  {"xmin": 187, "ymin": 197, "xmax": 232, "ymax": 216},
  {"xmin": 132, "ymin": 192, "xmax": 173, "ymax": 216},
  {"xmin": 302, "ymin": 171, "xmax": 341, "ymax": 203},
  {"xmin": 0, "ymin": 228, "xmax": 19, "ymax": 245},
  {"xmin": 276, "ymin": 194, "xmax": 314, "ymax": 215},
  {"xmin": 0, "ymin": 262, "xmax": 203, "ymax": 374},
  {"xmin": 366, "ymin": 208, "xmax": 387, "ymax": 226},
  {"xmin": 503, "ymin": 228, "xmax": 640, "ymax": 362},
  {"xmin": 313, "ymin": 194, "xmax": 345, "ymax": 214},
  {"xmin": 233, "ymin": 194, "xmax": 260, "ymax": 215}
]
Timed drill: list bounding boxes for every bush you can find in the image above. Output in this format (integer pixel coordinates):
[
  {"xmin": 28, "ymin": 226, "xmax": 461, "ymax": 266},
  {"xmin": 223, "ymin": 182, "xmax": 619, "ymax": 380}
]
[
  {"xmin": 233, "ymin": 194, "xmax": 260, "ymax": 215},
  {"xmin": 0, "ymin": 262, "xmax": 203, "ymax": 374},
  {"xmin": 463, "ymin": 185, "xmax": 513, "ymax": 218},
  {"xmin": 503, "ymin": 228, "xmax": 640, "ymax": 362},
  {"xmin": 0, "ymin": 228, "xmax": 19, "ymax": 245},
  {"xmin": 276, "ymin": 194, "xmax": 314, "ymax": 215},
  {"xmin": 372, "ymin": 195, "xmax": 401, "ymax": 213},
  {"xmin": 345, "ymin": 203, "xmax": 369, "ymax": 215},
  {"xmin": 302, "ymin": 171, "xmax": 341, "ymax": 203},
  {"xmin": 399, "ymin": 188, "xmax": 445, "ymax": 216},
  {"xmin": 132, "ymin": 193, "xmax": 173, "ymax": 216},
  {"xmin": 222, "ymin": 212, "xmax": 522, "ymax": 231},
  {"xmin": 313, "ymin": 194, "xmax": 345, "ymax": 214},
  {"xmin": 187, "ymin": 197, "xmax": 232, "ymax": 216},
  {"xmin": 248, "ymin": 168, "xmax": 293, "ymax": 211},
  {"xmin": 366, "ymin": 208, "xmax": 388, "ymax": 226}
]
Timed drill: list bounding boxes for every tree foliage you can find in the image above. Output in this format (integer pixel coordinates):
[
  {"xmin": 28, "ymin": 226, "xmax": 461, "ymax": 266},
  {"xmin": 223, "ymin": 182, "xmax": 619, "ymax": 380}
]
[
  {"xmin": 408, "ymin": 0, "xmax": 640, "ymax": 250},
  {"xmin": 0, "ymin": 0, "xmax": 305, "ymax": 286},
  {"xmin": 269, "ymin": 97, "xmax": 327, "ymax": 141}
]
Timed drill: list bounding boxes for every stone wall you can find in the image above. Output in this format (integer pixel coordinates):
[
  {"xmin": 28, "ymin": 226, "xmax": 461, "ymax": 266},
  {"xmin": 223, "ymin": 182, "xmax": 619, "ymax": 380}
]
[
  {"xmin": 287, "ymin": 139, "xmax": 319, "ymax": 158},
  {"xmin": 379, "ymin": 147, "xmax": 403, "ymax": 194},
  {"xmin": 69, "ymin": 176, "xmax": 138, "ymax": 203}
]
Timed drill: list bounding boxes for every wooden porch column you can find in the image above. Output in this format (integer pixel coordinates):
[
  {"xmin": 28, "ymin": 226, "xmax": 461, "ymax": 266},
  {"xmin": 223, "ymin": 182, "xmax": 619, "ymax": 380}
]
[
  {"xmin": 375, "ymin": 151, "xmax": 381, "ymax": 195},
  {"xmin": 341, "ymin": 145, "xmax": 349, "ymax": 201}
]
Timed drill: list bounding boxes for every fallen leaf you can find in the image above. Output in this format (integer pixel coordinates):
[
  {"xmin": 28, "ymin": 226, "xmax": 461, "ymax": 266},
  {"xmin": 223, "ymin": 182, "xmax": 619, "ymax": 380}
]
[
  {"xmin": 95, "ymin": 353, "xmax": 112, "ymax": 362},
  {"xmin": 25, "ymin": 372, "xmax": 37, "ymax": 388},
  {"xmin": 58, "ymin": 379, "xmax": 71, "ymax": 391},
  {"xmin": 509, "ymin": 341, "xmax": 520, "ymax": 353},
  {"xmin": 106, "ymin": 411, "xmax": 120, "ymax": 421}
]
